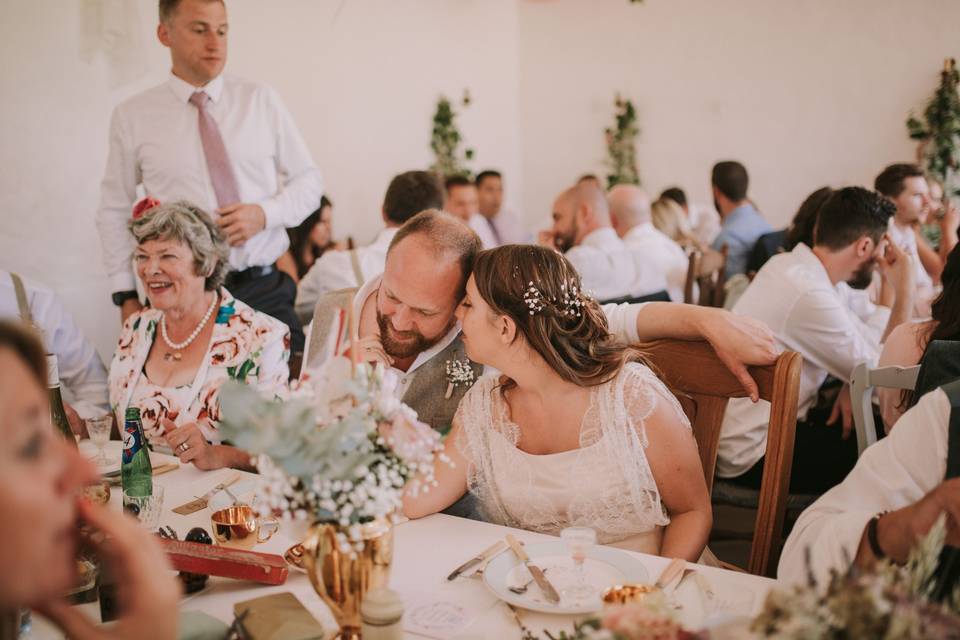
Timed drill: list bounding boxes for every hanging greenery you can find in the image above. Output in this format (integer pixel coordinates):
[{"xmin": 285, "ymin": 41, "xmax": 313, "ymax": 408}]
[
  {"xmin": 605, "ymin": 94, "xmax": 641, "ymax": 189},
  {"xmin": 430, "ymin": 90, "xmax": 474, "ymax": 179},
  {"xmin": 907, "ymin": 58, "xmax": 960, "ymax": 197}
]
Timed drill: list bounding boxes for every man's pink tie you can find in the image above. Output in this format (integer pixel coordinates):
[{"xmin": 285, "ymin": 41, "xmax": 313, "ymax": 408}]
[{"xmin": 189, "ymin": 91, "xmax": 241, "ymax": 208}]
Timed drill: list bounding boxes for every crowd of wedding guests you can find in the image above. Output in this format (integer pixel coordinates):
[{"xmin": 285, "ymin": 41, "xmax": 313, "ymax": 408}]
[{"xmin": 4, "ymin": 0, "xmax": 960, "ymax": 635}]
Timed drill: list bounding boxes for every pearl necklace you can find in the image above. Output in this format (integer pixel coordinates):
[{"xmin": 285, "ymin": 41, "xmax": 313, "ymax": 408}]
[{"xmin": 160, "ymin": 293, "xmax": 219, "ymax": 361}]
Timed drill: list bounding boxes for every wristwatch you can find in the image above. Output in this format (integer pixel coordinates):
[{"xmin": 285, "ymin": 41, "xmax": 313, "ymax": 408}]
[{"xmin": 111, "ymin": 290, "xmax": 139, "ymax": 307}]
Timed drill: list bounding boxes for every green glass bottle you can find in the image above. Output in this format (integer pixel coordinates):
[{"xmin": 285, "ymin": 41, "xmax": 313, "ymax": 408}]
[
  {"xmin": 121, "ymin": 407, "xmax": 153, "ymax": 497},
  {"xmin": 46, "ymin": 355, "xmax": 77, "ymax": 448}
]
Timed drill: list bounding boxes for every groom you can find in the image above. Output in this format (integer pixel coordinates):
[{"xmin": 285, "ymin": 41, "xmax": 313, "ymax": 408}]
[{"xmin": 304, "ymin": 206, "xmax": 779, "ymax": 434}]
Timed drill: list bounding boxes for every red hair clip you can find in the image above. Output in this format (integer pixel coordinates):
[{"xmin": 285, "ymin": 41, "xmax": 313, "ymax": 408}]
[{"xmin": 132, "ymin": 196, "xmax": 161, "ymax": 220}]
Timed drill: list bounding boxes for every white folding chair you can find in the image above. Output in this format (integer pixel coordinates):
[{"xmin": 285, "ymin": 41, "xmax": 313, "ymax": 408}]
[{"xmin": 849, "ymin": 362, "xmax": 920, "ymax": 455}]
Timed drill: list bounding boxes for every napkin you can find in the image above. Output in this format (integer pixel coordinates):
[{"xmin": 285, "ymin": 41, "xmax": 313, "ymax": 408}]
[
  {"xmin": 178, "ymin": 611, "xmax": 229, "ymax": 640},
  {"xmin": 233, "ymin": 592, "xmax": 324, "ymax": 640}
]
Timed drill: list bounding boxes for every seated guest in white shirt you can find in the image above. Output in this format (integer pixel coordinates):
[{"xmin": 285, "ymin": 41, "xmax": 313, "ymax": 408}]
[
  {"xmin": 875, "ymin": 163, "xmax": 955, "ymax": 317},
  {"xmin": 877, "ymin": 242, "xmax": 960, "ymax": 430},
  {"xmin": 97, "ymin": 0, "xmax": 324, "ymax": 352},
  {"xmin": 660, "ymin": 186, "xmax": 722, "ymax": 248},
  {"xmin": 778, "ymin": 383, "xmax": 960, "ymax": 588},
  {"xmin": 720, "ymin": 187, "xmax": 915, "ymax": 494},
  {"xmin": 475, "ymin": 170, "xmax": 531, "ymax": 246},
  {"xmin": 608, "ymin": 185, "xmax": 689, "ymax": 302},
  {"xmin": 540, "ymin": 182, "xmax": 659, "ymax": 302},
  {"xmin": 277, "ymin": 195, "xmax": 339, "ymax": 284},
  {"xmin": 295, "ymin": 171, "xmax": 444, "ymax": 323},
  {"xmin": 444, "ymin": 176, "xmax": 498, "ymax": 249},
  {"xmin": 0, "ymin": 270, "xmax": 110, "ymax": 433}
]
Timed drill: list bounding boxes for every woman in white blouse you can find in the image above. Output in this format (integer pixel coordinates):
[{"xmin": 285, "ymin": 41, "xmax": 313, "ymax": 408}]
[
  {"xmin": 403, "ymin": 245, "xmax": 711, "ymax": 561},
  {"xmin": 109, "ymin": 200, "xmax": 289, "ymax": 471}
]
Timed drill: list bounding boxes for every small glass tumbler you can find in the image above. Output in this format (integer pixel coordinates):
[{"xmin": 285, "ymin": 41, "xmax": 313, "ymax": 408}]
[
  {"xmin": 122, "ymin": 486, "xmax": 165, "ymax": 529},
  {"xmin": 560, "ymin": 526, "xmax": 598, "ymax": 603},
  {"xmin": 85, "ymin": 415, "xmax": 113, "ymax": 466}
]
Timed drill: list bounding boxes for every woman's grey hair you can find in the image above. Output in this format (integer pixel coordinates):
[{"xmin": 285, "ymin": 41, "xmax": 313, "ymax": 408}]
[{"xmin": 128, "ymin": 201, "xmax": 231, "ymax": 291}]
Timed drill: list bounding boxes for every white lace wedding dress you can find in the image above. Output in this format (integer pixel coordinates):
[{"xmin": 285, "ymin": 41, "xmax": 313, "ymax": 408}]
[{"xmin": 455, "ymin": 362, "xmax": 690, "ymax": 554}]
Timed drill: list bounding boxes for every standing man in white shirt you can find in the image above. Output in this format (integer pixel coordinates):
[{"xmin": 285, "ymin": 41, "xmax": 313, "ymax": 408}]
[
  {"xmin": 608, "ymin": 184, "xmax": 689, "ymax": 302},
  {"xmin": 875, "ymin": 163, "xmax": 955, "ymax": 315},
  {"xmin": 540, "ymin": 182, "xmax": 663, "ymax": 302},
  {"xmin": 443, "ymin": 176, "xmax": 498, "ymax": 249},
  {"xmin": 1, "ymin": 270, "xmax": 109, "ymax": 432},
  {"xmin": 474, "ymin": 170, "xmax": 530, "ymax": 246},
  {"xmin": 96, "ymin": 0, "xmax": 323, "ymax": 353},
  {"xmin": 295, "ymin": 170, "xmax": 444, "ymax": 324},
  {"xmin": 719, "ymin": 187, "xmax": 915, "ymax": 495}
]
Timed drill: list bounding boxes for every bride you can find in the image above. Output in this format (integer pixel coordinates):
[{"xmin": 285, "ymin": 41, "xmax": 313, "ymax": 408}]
[{"xmin": 403, "ymin": 245, "xmax": 711, "ymax": 561}]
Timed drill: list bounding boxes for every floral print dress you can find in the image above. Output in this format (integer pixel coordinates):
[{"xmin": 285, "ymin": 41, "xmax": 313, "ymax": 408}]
[{"xmin": 108, "ymin": 287, "xmax": 290, "ymax": 445}]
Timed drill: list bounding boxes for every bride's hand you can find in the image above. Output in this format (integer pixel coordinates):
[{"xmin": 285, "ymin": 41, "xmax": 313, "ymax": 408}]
[{"xmin": 698, "ymin": 309, "xmax": 779, "ymax": 402}]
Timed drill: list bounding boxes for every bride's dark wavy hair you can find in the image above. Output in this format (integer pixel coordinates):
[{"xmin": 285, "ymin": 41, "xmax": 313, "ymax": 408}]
[{"xmin": 471, "ymin": 245, "xmax": 647, "ymax": 390}]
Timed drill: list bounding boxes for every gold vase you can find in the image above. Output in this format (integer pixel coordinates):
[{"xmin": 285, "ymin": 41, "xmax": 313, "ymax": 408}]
[{"xmin": 301, "ymin": 519, "xmax": 394, "ymax": 640}]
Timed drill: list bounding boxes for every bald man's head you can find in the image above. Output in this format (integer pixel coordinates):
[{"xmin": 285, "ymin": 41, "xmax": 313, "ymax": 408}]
[
  {"xmin": 550, "ymin": 182, "xmax": 612, "ymax": 252},
  {"xmin": 608, "ymin": 185, "xmax": 652, "ymax": 237}
]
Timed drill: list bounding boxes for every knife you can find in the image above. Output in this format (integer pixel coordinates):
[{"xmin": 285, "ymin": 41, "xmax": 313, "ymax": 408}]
[
  {"xmin": 446, "ymin": 540, "xmax": 507, "ymax": 581},
  {"xmin": 172, "ymin": 473, "xmax": 243, "ymax": 515},
  {"xmin": 104, "ymin": 462, "xmax": 180, "ymax": 484},
  {"xmin": 505, "ymin": 534, "xmax": 560, "ymax": 604}
]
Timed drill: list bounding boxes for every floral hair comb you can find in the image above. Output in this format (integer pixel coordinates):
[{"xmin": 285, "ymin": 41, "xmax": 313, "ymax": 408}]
[{"xmin": 523, "ymin": 280, "xmax": 586, "ymax": 318}]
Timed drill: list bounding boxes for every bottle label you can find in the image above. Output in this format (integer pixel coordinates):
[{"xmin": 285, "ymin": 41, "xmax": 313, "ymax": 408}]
[{"xmin": 122, "ymin": 421, "xmax": 142, "ymax": 464}]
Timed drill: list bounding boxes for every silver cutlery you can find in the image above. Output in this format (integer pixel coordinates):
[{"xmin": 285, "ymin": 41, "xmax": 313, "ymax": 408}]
[
  {"xmin": 505, "ymin": 534, "xmax": 560, "ymax": 604},
  {"xmin": 508, "ymin": 568, "xmax": 548, "ymax": 595},
  {"xmin": 447, "ymin": 540, "xmax": 507, "ymax": 581}
]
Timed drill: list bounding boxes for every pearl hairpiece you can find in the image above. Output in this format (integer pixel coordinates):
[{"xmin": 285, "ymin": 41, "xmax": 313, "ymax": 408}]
[{"xmin": 523, "ymin": 280, "xmax": 585, "ymax": 318}]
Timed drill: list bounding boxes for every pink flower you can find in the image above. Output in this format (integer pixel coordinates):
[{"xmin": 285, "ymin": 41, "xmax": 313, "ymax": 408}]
[{"xmin": 378, "ymin": 411, "xmax": 440, "ymax": 465}]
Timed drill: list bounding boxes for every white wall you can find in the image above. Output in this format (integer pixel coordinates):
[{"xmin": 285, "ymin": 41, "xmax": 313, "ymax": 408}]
[
  {"xmin": 0, "ymin": 0, "xmax": 955, "ymax": 363},
  {"xmin": 517, "ymin": 0, "xmax": 960, "ymax": 230}
]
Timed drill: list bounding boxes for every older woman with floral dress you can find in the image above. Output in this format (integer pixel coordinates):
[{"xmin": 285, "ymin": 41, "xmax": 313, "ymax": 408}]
[{"xmin": 109, "ymin": 199, "xmax": 289, "ymax": 471}]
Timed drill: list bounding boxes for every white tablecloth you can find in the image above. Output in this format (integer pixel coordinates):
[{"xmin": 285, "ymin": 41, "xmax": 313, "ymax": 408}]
[{"xmin": 32, "ymin": 443, "xmax": 778, "ymax": 639}]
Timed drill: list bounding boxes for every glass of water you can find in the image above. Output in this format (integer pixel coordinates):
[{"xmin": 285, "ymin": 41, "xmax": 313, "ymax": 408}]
[
  {"xmin": 123, "ymin": 486, "xmax": 165, "ymax": 529},
  {"xmin": 85, "ymin": 415, "xmax": 113, "ymax": 466},
  {"xmin": 560, "ymin": 526, "xmax": 597, "ymax": 603}
]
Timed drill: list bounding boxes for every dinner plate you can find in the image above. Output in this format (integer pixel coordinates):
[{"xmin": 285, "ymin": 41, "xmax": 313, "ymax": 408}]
[{"xmin": 483, "ymin": 541, "xmax": 650, "ymax": 614}]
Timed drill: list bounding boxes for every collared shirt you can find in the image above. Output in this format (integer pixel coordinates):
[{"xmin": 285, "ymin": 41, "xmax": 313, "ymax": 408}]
[
  {"xmin": 688, "ymin": 203, "xmax": 721, "ymax": 247},
  {"xmin": 622, "ymin": 223, "xmax": 689, "ymax": 302},
  {"xmin": 565, "ymin": 228, "xmax": 641, "ymax": 302},
  {"xmin": 295, "ymin": 227, "xmax": 399, "ymax": 323},
  {"xmin": 778, "ymin": 387, "xmax": 950, "ymax": 585},
  {"xmin": 711, "ymin": 203, "xmax": 772, "ymax": 279},
  {"xmin": 476, "ymin": 207, "xmax": 531, "ymax": 247},
  {"xmin": 0, "ymin": 271, "xmax": 109, "ymax": 418},
  {"xmin": 467, "ymin": 213, "xmax": 498, "ymax": 249},
  {"xmin": 97, "ymin": 73, "xmax": 324, "ymax": 293},
  {"xmin": 718, "ymin": 243, "xmax": 891, "ymax": 478},
  {"xmin": 887, "ymin": 219, "xmax": 937, "ymax": 317}
]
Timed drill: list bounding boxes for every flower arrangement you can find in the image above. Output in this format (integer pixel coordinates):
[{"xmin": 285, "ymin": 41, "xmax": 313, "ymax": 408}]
[
  {"xmin": 605, "ymin": 94, "xmax": 641, "ymax": 190},
  {"xmin": 430, "ymin": 90, "xmax": 474, "ymax": 179},
  {"xmin": 218, "ymin": 356, "xmax": 448, "ymax": 553}
]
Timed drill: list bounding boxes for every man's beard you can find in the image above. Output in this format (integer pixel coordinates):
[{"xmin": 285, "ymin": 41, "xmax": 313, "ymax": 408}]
[
  {"xmin": 555, "ymin": 221, "xmax": 577, "ymax": 253},
  {"xmin": 847, "ymin": 259, "xmax": 877, "ymax": 290},
  {"xmin": 377, "ymin": 309, "xmax": 453, "ymax": 359}
]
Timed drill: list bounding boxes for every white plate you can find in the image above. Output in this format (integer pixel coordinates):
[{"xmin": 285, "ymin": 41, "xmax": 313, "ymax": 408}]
[{"xmin": 483, "ymin": 541, "xmax": 649, "ymax": 614}]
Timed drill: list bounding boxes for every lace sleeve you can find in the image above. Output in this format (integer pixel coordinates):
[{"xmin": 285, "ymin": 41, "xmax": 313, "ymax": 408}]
[
  {"xmin": 620, "ymin": 362, "xmax": 691, "ymax": 447},
  {"xmin": 452, "ymin": 374, "xmax": 499, "ymax": 466}
]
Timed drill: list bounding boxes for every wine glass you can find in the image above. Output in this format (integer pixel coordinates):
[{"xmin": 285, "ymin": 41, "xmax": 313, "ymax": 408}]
[
  {"xmin": 85, "ymin": 415, "xmax": 113, "ymax": 466},
  {"xmin": 560, "ymin": 526, "xmax": 597, "ymax": 603}
]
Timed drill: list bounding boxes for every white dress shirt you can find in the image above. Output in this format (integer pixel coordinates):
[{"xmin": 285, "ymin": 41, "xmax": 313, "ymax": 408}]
[
  {"xmin": 475, "ymin": 208, "xmax": 531, "ymax": 247},
  {"xmin": 97, "ymin": 73, "xmax": 324, "ymax": 293},
  {"xmin": 295, "ymin": 227, "xmax": 399, "ymax": 323},
  {"xmin": 689, "ymin": 203, "xmax": 721, "ymax": 246},
  {"xmin": 887, "ymin": 218, "xmax": 937, "ymax": 317},
  {"xmin": 0, "ymin": 271, "xmax": 109, "ymax": 418},
  {"xmin": 467, "ymin": 213, "xmax": 498, "ymax": 249},
  {"xmin": 564, "ymin": 228, "xmax": 642, "ymax": 302},
  {"xmin": 778, "ymin": 387, "xmax": 950, "ymax": 585},
  {"xmin": 717, "ymin": 243, "xmax": 891, "ymax": 478},
  {"xmin": 622, "ymin": 223, "xmax": 689, "ymax": 302}
]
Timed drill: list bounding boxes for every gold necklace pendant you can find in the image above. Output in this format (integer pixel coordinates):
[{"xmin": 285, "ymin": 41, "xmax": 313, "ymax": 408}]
[{"xmin": 164, "ymin": 352, "xmax": 183, "ymax": 362}]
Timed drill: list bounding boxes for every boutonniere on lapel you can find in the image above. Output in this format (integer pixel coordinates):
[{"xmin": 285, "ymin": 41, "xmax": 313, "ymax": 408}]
[{"xmin": 444, "ymin": 357, "xmax": 476, "ymax": 399}]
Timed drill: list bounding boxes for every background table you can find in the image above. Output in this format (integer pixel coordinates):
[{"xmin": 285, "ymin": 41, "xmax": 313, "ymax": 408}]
[{"xmin": 32, "ymin": 443, "xmax": 778, "ymax": 639}]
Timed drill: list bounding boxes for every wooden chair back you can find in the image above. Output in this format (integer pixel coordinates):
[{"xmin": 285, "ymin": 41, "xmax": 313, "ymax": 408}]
[
  {"xmin": 684, "ymin": 246, "xmax": 728, "ymax": 307},
  {"xmin": 638, "ymin": 339, "xmax": 802, "ymax": 577}
]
